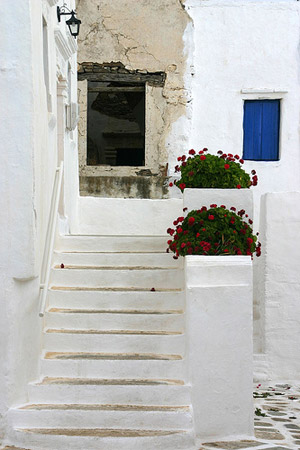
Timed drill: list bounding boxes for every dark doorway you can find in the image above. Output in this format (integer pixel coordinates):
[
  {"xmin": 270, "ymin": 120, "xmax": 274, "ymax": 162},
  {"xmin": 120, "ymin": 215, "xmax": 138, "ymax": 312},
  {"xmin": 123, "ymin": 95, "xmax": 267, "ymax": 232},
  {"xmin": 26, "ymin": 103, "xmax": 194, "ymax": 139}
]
[{"xmin": 87, "ymin": 81, "xmax": 145, "ymax": 166}]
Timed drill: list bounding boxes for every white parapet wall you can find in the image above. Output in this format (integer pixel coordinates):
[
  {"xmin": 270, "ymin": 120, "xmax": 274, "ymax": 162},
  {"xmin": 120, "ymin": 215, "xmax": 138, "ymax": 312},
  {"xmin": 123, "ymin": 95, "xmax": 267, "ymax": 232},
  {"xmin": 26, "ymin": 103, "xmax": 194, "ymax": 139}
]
[
  {"xmin": 76, "ymin": 197, "xmax": 183, "ymax": 235},
  {"xmin": 260, "ymin": 192, "xmax": 300, "ymax": 380},
  {"xmin": 183, "ymin": 188, "xmax": 253, "ymax": 220},
  {"xmin": 185, "ymin": 255, "xmax": 253, "ymax": 443}
]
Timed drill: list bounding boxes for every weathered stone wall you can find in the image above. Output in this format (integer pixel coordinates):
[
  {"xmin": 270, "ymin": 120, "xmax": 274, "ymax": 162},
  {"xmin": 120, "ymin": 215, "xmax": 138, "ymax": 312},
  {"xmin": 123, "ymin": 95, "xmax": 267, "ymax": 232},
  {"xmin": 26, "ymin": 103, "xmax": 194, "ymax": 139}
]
[{"xmin": 76, "ymin": 0, "xmax": 191, "ymax": 198}]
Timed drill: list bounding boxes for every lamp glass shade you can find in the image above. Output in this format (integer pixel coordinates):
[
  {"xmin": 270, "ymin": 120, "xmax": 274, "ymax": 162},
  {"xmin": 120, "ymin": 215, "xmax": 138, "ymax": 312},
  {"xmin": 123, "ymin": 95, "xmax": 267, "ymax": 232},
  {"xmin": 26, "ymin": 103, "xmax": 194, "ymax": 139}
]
[{"xmin": 66, "ymin": 12, "xmax": 81, "ymax": 37}]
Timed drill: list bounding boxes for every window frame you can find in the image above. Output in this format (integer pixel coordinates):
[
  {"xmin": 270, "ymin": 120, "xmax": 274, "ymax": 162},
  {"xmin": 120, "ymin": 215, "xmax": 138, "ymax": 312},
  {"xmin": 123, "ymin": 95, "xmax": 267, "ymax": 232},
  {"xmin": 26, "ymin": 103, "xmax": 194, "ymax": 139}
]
[
  {"xmin": 78, "ymin": 67, "xmax": 166, "ymax": 180},
  {"xmin": 241, "ymin": 89, "xmax": 287, "ymax": 164}
]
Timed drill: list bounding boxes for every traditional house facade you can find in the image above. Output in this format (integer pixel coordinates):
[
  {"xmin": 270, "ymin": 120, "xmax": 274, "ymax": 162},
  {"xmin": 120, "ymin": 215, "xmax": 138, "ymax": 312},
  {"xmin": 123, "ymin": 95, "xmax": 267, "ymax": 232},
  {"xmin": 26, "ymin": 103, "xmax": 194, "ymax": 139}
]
[{"xmin": 0, "ymin": 0, "xmax": 300, "ymax": 449}]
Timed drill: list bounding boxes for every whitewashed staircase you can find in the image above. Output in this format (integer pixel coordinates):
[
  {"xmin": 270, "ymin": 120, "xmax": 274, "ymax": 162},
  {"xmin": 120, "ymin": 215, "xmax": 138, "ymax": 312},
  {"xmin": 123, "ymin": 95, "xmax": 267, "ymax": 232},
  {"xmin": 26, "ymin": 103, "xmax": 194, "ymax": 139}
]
[{"xmin": 8, "ymin": 235, "xmax": 196, "ymax": 450}]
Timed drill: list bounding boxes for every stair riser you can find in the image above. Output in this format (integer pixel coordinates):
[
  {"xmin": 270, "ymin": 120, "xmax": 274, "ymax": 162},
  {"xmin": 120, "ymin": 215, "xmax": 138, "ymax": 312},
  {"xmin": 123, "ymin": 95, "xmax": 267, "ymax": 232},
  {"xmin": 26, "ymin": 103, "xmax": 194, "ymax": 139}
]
[
  {"xmin": 47, "ymin": 290, "xmax": 185, "ymax": 310},
  {"xmin": 45, "ymin": 312, "xmax": 184, "ymax": 332},
  {"xmin": 40, "ymin": 359, "xmax": 185, "ymax": 379},
  {"xmin": 50, "ymin": 269, "xmax": 183, "ymax": 289},
  {"xmin": 53, "ymin": 252, "xmax": 181, "ymax": 268},
  {"xmin": 43, "ymin": 333, "xmax": 185, "ymax": 354},
  {"xmin": 10, "ymin": 429, "xmax": 196, "ymax": 450},
  {"xmin": 56, "ymin": 236, "xmax": 168, "ymax": 253},
  {"xmin": 28, "ymin": 384, "xmax": 190, "ymax": 405},
  {"xmin": 8, "ymin": 409, "xmax": 193, "ymax": 430}
]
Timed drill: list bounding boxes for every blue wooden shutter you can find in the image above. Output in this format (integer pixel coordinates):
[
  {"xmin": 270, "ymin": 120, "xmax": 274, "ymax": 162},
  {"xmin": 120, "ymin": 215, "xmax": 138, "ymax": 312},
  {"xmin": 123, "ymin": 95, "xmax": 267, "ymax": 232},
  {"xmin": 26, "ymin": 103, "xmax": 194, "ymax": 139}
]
[{"xmin": 243, "ymin": 100, "xmax": 280, "ymax": 161}]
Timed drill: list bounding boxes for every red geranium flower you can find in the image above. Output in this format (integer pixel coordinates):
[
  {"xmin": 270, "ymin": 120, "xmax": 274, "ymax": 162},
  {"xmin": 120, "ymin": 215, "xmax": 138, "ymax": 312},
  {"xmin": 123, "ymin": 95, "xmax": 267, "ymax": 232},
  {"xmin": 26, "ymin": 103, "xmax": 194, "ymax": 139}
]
[
  {"xmin": 208, "ymin": 215, "xmax": 214, "ymax": 221},
  {"xmin": 200, "ymin": 155, "xmax": 206, "ymax": 161},
  {"xmin": 236, "ymin": 184, "xmax": 241, "ymax": 189},
  {"xmin": 188, "ymin": 217, "xmax": 195, "ymax": 225},
  {"xmin": 189, "ymin": 149, "xmax": 196, "ymax": 155},
  {"xmin": 224, "ymin": 164, "xmax": 230, "ymax": 170},
  {"xmin": 169, "ymin": 182, "xmax": 173, "ymax": 187}
]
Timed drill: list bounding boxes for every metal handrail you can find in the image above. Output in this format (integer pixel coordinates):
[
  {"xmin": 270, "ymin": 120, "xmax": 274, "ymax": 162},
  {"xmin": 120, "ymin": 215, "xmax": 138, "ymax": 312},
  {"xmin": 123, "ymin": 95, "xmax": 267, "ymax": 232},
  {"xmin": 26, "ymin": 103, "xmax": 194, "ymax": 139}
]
[{"xmin": 39, "ymin": 161, "xmax": 64, "ymax": 317}]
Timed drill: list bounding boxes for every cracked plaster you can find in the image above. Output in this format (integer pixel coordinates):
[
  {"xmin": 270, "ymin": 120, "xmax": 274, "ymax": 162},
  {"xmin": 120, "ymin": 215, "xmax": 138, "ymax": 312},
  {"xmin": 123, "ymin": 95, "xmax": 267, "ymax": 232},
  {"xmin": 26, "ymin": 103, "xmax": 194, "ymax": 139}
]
[{"xmin": 76, "ymin": 0, "xmax": 192, "ymax": 198}]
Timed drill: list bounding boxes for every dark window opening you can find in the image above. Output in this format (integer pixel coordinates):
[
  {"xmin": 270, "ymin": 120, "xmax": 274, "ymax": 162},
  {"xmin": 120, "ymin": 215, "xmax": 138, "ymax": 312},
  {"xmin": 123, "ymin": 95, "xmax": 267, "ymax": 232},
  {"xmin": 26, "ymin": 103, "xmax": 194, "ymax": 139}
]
[{"xmin": 87, "ymin": 81, "xmax": 145, "ymax": 166}]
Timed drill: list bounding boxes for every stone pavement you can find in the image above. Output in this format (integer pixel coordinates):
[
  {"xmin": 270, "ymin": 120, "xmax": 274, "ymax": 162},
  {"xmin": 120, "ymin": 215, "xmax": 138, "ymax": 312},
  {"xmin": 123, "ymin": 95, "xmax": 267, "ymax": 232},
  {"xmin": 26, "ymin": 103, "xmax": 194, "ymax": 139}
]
[{"xmin": 200, "ymin": 382, "xmax": 300, "ymax": 450}]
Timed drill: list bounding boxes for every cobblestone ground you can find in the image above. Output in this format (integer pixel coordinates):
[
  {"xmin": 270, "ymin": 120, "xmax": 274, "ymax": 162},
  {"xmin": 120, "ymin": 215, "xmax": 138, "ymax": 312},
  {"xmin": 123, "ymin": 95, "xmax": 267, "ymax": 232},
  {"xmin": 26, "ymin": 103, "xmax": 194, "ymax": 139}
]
[{"xmin": 200, "ymin": 382, "xmax": 300, "ymax": 450}]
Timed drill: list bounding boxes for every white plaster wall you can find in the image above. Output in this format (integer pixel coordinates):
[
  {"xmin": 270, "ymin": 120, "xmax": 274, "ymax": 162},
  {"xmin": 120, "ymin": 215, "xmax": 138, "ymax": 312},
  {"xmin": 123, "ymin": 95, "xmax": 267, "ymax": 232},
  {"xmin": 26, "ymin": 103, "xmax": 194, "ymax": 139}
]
[
  {"xmin": 260, "ymin": 192, "xmax": 300, "ymax": 380},
  {"xmin": 181, "ymin": 0, "xmax": 300, "ymax": 227},
  {"xmin": 0, "ymin": 2, "xmax": 40, "ymax": 440},
  {"xmin": 179, "ymin": 0, "xmax": 300, "ymax": 354},
  {"xmin": 78, "ymin": 197, "xmax": 183, "ymax": 235},
  {"xmin": 185, "ymin": 256, "xmax": 253, "ymax": 443},
  {"xmin": 0, "ymin": 0, "xmax": 79, "ymax": 443}
]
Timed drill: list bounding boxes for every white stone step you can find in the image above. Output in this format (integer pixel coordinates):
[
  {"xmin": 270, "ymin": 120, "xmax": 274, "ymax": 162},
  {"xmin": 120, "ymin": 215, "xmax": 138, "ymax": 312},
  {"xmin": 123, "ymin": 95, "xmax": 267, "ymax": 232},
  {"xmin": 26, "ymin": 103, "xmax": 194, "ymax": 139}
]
[
  {"xmin": 8, "ymin": 404, "xmax": 193, "ymax": 430},
  {"xmin": 44, "ymin": 309, "xmax": 184, "ymax": 332},
  {"xmin": 10, "ymin": 427, "xmax": 196, "ymax": 450},
  {"xmin": 47, "ymin": 288, "xmax": 185, "ymax": 310},
  {"xmin": 50, "ymin": 267, "xmax": 183, "ymax": 289},
  {"xmin": 56, "ymin": 235, "xmax": 169, "ymax": 253},
  {"xmin": 53, "ymin": 251, "xmax": 181, "ymax": 268},
  {"xmin": 43, "ymin": 330, "xmax": 185, "ymax": 354},
  {"xmin": 28, "ymin": 379, "xmax": 190, "ymax": 405},
  {"xmin": 40, "ymin": 356, "xmax": 185, "ymax": 379}
]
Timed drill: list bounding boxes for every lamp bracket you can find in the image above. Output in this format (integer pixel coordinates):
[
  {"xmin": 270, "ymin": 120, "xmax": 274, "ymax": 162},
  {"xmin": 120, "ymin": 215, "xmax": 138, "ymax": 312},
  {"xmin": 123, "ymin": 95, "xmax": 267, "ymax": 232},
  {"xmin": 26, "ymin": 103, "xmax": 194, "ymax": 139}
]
[{"xmin": 57, "ymin": 3, "xmax": 76, "ymax": 22}]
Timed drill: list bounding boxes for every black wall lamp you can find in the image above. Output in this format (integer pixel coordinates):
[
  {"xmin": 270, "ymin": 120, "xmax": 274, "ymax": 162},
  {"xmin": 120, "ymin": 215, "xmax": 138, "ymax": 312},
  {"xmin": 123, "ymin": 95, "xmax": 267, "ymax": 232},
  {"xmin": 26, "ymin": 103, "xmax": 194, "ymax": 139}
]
[{"xmin": 57, "ymin": 3, "xmax": 81, "ymax": 38}]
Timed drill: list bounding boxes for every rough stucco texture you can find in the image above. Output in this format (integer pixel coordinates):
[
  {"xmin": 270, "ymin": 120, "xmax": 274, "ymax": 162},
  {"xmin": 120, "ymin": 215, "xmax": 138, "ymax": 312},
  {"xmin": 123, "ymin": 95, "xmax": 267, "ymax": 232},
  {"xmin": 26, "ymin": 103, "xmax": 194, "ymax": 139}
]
[
  {"xmin": 76, "ymin": 0, "xmax": 191, "ymax": 198},
  {"xmin": 77, "ymin": 0, "xmax": 188, "ymax": 74}
]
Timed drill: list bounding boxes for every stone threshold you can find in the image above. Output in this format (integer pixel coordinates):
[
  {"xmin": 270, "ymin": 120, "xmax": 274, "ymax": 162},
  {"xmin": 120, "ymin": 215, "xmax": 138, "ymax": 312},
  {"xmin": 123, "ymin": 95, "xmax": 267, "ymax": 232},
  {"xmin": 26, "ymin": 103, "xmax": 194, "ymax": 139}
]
[
  {"xmin": 44, "ymin": 351, "xmax": 183, "ymax": 360},
  {"xmin": 39, "ymin": 377, "xmax": 184, "ymax": 386}
]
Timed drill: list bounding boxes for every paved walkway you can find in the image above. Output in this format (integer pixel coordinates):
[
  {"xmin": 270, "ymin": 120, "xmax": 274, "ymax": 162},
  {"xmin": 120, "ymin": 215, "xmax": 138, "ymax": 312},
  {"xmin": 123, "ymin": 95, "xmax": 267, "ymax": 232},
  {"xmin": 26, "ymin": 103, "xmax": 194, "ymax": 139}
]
[{"xmin": 200, "ymin": 381, "xmax": 300, "ymax": 450}]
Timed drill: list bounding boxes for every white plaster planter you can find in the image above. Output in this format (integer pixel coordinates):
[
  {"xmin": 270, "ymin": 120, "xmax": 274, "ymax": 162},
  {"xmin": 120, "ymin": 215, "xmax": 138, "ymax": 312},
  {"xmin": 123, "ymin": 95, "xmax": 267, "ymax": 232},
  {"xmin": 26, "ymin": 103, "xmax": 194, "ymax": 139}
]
[
  {"xmin": 185, "ymin": 255, "xmax": 253, "ymax": 443},
  {"xmin": 183, "ymin": 188, "xmax": 253, "ymax": 220}
]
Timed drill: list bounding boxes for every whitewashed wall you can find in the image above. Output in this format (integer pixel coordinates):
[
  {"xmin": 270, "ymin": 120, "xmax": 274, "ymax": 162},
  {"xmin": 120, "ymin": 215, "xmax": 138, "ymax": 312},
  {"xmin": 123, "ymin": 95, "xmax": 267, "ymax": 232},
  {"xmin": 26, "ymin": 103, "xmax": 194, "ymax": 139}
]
[
  {"xmin": 0, "ymin": 0, "xmax": 78, "ymax": 441},
  {"xmin": 259, "ymin": 192, "xmax": 300, "ymax": 380},
  {"xmin": 179, "ymin": 0, "xmax": 300, "ymax": 356},
  {"xmin": 181, "ymin": 0, "xmax": 300, "ymax": 226}
]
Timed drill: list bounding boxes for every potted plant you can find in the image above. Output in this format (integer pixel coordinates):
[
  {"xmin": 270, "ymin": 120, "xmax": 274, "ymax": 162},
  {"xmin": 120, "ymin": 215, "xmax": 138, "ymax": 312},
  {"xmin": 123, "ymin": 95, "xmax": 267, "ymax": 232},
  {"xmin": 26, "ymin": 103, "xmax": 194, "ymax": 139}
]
[
  {"xmin": 167, "ymin": 204, "xmax": 261, "ymax": 259},
  {"xmin": 169, "ymin": 148, "xmax": 258, "ymax": 218}
]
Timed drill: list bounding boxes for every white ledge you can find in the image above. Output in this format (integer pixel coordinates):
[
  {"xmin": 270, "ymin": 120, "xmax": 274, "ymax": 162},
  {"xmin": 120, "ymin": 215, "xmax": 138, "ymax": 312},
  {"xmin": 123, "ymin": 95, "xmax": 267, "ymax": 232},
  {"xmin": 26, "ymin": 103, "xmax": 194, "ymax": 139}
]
[
  {"xmin": 55, "ymin": 28, "xmax": 77, "ymax": 61},
  {"xmin": 241, "ymin": 88, "xmax": 288, "ymax": 94},
  {"xmin": 185, "ymin": 255, "xmax": 252, "ymax": 266}
]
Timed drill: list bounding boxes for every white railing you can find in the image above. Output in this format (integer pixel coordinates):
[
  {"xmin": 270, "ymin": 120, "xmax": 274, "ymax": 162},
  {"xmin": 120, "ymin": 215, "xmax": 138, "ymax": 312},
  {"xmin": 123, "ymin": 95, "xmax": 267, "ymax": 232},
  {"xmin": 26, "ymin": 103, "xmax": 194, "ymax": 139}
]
[{"xmin": 39, "ymin": 161, "xmax": 64, "ymax": 317}]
